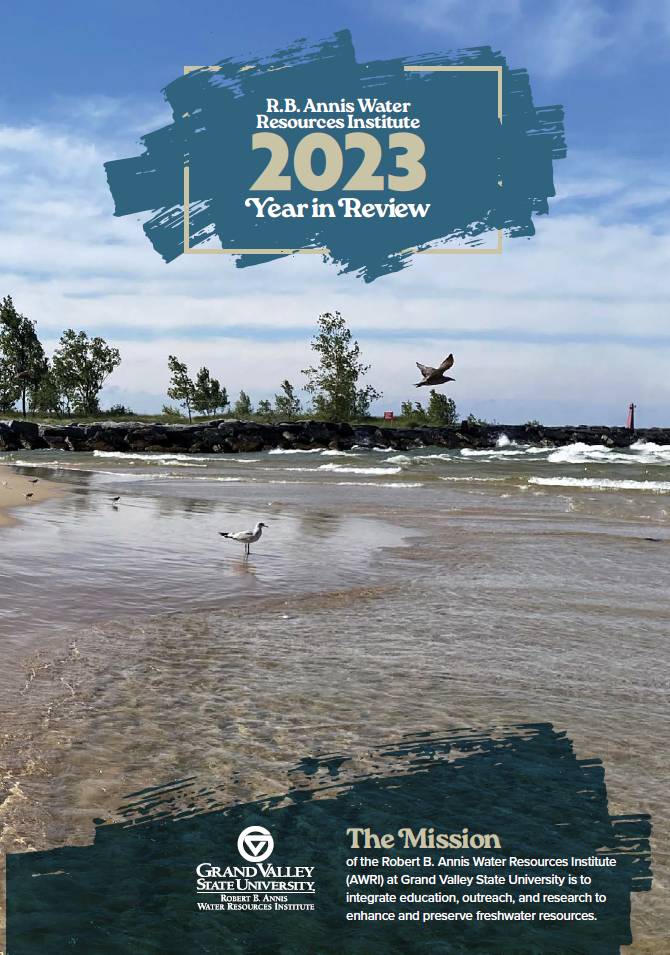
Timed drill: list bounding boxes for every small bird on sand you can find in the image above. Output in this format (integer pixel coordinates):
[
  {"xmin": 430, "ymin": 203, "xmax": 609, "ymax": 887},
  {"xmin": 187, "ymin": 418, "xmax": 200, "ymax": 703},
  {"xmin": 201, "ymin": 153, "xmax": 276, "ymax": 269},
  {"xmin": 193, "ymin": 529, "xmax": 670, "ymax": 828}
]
[
  {"xmin": 219, "ymin": 521, "xmax": 267, "ymax": 557},
  {"xmin": 25, "ymin": 492, "xmax": 33, "ymax": 500},
  {"xmin": 415, "ymin": 353, "xmax": 455, "ymax": 387},
  {"xmin": 110, "ymin": 496, "xmax": 121, "ymax": 503},
  {"xmin": 29, "ymin": 478, "xmax": 39, "ymax": 484}
]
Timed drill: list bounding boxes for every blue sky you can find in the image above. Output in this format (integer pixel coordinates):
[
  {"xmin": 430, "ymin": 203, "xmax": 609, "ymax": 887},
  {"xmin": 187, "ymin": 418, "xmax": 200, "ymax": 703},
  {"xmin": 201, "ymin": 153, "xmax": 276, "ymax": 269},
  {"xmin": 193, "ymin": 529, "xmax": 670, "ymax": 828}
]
[{"xmin": 2, "ymin": 0, "xmax": 670, "ymax": 423}]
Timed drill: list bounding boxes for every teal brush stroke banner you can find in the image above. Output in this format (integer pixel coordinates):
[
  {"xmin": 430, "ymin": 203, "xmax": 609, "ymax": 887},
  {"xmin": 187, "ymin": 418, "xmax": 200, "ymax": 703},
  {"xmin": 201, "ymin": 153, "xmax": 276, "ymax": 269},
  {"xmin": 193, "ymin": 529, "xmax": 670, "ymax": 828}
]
[
  {"xmin": 104, "ymin": 30, "xmax": 566, "ymax": 281},
  {"xmin": 7, "ymin": 724, "xmax": 650, "ymax": 953}
]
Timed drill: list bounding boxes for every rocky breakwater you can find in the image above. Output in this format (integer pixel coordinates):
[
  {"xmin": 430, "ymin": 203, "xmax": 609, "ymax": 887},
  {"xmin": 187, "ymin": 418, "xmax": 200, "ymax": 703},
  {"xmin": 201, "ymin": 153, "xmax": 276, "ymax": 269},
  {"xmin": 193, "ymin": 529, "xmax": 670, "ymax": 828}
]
[{"xmin": 1, "ymin": 418, "xmax": 669, "ymax": 455}]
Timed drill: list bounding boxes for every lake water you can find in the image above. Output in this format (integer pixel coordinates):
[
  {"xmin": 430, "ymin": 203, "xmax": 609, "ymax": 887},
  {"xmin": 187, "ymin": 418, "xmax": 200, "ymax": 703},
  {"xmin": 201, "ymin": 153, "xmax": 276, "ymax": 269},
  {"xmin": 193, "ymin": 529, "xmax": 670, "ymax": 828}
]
[{"xmin": 0, "ymin": 437, "xmax": 668, "ymax": 950}]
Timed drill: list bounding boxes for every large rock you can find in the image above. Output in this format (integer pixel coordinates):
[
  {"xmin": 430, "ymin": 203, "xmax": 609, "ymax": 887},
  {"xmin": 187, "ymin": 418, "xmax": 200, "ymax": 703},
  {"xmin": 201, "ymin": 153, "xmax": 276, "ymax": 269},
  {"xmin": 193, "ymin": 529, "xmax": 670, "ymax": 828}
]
[
  {"xmin": 2, "ymin": 418, "xmax": 669, "ymax": 455},
  {"xmin": 0, "ymin": 421, "xmax": 19, "ymax": 451},
  {"xmin": 8, "ymin": 420, "xmax": 46, "ymax": 449},
  {"xmin": 40, "ymin": 425, "xmax": 87, "ymax": 451}
]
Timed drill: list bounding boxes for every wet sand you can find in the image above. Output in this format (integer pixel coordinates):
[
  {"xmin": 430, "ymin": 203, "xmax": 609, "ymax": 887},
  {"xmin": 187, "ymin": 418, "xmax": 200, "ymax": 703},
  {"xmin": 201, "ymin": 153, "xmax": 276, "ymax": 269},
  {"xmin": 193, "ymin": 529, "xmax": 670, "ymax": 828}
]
[{"xmin": 0, "ymin": 465, "xmax": 62, "ymax": 526}]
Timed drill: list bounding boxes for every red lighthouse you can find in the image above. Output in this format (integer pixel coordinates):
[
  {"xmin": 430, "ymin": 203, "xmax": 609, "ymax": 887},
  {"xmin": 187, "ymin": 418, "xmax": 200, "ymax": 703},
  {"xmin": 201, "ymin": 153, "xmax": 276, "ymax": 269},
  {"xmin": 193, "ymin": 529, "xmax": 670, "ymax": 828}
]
[{"xmin": 626, "ymin": 402, "xmax": 636, "ymax": 430}]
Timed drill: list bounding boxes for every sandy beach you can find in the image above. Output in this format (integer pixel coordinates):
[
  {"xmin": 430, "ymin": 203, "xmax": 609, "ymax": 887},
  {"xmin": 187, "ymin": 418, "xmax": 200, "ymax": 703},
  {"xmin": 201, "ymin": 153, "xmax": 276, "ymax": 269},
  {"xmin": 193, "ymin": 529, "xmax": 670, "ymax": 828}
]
[{"xmin": 0, "ymin": 464, "xmax": 62, "ymax": 526}]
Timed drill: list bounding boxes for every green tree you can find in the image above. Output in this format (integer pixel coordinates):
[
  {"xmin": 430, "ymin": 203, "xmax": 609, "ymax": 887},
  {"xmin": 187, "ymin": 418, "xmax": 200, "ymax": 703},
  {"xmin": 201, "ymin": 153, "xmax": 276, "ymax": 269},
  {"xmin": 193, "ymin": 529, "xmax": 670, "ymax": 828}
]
[
  {"xmin": 52, "ymin": 330, "xmax": 121, "ymax": 417},
  {"xmin": 427, "ymin": 390, "xmax": 458, "ymax": 426},
  {"xmin": 0, "ymin": 296, "xmax": 47, "ymax": 417},
  {"xmin": 302, "ymin": 312, "xmax": 381, "ymax": 421},
  {"xmin": 400, "ymin": 400, "xmax": 428, "ymax": 423},
  {"xmin": 192, "ymin": 366, "xmax": 228, "ymax": 416},
  {"xmin": 233, "ymin": 391, "xmax": 253, "ymax": 417},
  {"xmin": 106, "ymin": 403, "xmax": 135, "ymax": 417},
  {"xmin": 0, "ymin": 363, "xmax": 19, "ymax": 411},
  {"xmin": 466, "ymin": 413, "xmax": 490, "ymax": 427},
  {"xmin": 256, "ymin": 398, "xmax": 274, "ymax": 420},
  {"xmin": 29, "ymin": 364, "xmax": 66, "ymax": 416},
  {"xmin": 166, "ymin": 355, "xmax": 195, "ymax": 422},
  {"xmin": 162, "ymin": 404, "xmax": 185, "ymax": 419},
  {"xmin": 274, "ymin": 379, "xmax": 302, "ymax": 420}
]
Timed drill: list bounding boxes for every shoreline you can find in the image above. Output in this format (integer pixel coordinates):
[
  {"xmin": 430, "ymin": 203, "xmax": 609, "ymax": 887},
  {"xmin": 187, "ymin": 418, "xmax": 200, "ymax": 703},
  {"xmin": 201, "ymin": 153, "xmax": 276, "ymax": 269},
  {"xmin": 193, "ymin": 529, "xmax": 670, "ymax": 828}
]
[
  {"xmin": 0, "ymin": 464, "xmax": 63, "ymax": 526},
  {"xmin": 1, "ymin": 417, "xmax": 669, "ymax": 456}
]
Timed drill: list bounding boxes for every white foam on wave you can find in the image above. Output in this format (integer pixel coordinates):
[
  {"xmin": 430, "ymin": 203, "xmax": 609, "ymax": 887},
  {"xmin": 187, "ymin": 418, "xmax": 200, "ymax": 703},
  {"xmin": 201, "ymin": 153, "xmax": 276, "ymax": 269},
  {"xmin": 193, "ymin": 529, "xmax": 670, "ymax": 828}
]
[
  {"xmin": 415, "ymin": 452, "xmax": 456, "ymax": 462},
  {"xmin": 529, "ymin": 476, "xmax": 670, "ymax": 493},
  {"xmin": 547, "ymin": 442, "xmax": 670, "ymax": 465},
  {"xmin": 631, "ymin": 439, "xmax": 670, "ymax": 453},
  {"xmin": 190, "ymin": 476, "xmax": 246, "ymax": 482},
  {"xmin": 268, "ymin": 447, "xmax": 322, "ymax": 455},
  {"xmin": 460, "ymin": 446, "xmax": 547, "ymax": 458},
  {"xmin": 317, "ymin": 463, "xmax": 402, "ymax": 475},
  {"xmin": 439, "ymin": 475, "xmax": 507, "ymax": 483},
  {"xmin": 265, "ymin": 478, "xmax": 422, "ymax": 488},
  {"xmin": 93, "ymin": 450, "xmax": 209, "ymax": 466},
  {"xmin": 268, "ymin": 466, "xmax": 312, "ymax": 473},
  {"xmin": 350, "ymin": 445, "xmax": 393, "ymax": 452},
  {"xmin": 386, "ymin": 452, "xmax": 456, "ymax": 465},
  {"xmin": 10, "ymin": 459, "xmax": 67, "ymax": 469},
  {"xmin": 334, "ymin": 481, "xmax": 423, "ymax": 488},
  {"xmin": 9, "ymin": 460, "xmax": 172, "ymax": 481},
  {"xmin": 318, "ymin": 449, "xmax": 358, "ymax": 457}
]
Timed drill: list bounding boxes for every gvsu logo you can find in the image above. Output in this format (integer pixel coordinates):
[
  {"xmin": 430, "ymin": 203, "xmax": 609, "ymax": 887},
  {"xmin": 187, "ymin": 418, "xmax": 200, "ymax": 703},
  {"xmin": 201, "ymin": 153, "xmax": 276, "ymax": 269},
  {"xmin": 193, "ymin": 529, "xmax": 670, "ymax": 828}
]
[{"xmin": 237, "ymin": 825, "xmax": 274, "ymax": 863}]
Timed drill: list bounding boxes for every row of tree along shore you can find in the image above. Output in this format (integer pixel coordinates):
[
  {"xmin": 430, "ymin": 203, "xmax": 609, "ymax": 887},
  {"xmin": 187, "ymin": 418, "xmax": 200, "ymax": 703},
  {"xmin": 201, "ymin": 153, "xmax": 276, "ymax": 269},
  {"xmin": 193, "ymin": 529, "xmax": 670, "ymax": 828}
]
[
  {"xmin": 0, "ymin": 300, "xmax": 651, "ymax": 445},
  {"xmin": 1, "ymin": 300, "xmax": 463, "ymax": 426},
  {"xmin": 1, "ymin": 417, "xmax": 666, "ymax": 454}
]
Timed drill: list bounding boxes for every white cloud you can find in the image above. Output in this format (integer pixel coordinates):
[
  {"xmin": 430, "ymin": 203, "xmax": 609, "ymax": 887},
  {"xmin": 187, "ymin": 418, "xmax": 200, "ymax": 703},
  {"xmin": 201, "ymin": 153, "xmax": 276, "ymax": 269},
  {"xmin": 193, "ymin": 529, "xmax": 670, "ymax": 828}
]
[
  {"xmin": 0, "ymin": 115, "xmax": 668, "ymax": 426},
  {"xmin": 382, "ymin": 0, "xmax": 670, "ymax": 79}
]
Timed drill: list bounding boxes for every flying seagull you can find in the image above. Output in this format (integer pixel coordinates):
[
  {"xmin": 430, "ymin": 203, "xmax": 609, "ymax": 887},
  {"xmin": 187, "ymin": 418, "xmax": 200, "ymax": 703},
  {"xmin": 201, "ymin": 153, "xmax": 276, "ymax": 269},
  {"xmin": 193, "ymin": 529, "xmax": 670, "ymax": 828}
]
[
  {"xmin": 219, "ymin": 521, "xmax": 267, "ymax": 557},
  {"xmin": 415, "ymin": 353, "xmax": 455, "ymax": 388}
]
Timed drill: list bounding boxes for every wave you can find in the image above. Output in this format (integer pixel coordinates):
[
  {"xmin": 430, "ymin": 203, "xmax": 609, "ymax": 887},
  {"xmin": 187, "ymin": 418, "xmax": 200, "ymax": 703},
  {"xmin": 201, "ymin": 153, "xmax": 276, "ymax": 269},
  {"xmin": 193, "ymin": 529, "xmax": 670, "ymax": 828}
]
[
  {"xmin": 547, "ymin": 442, "xmax": 670, "ymax": 465},
  {"xmin": 460, "ymin": 446, "xmax": 548, "ymax": 459},
  {"xmin": 439, "ymin": 476, "xmax": 508, "ymax": 483},
  {"xmin": 351, "ymin": 445, "xmax": 393, "ymax": 452},
  {"xmin": 276, "ymin": 463, "xmax": 403, "ymax": 476},
  {"xmin": 386, "ymin": 452, "xmax": 456, "ymax": 465},
  {"xmin": 631, "ymin": 439, "xmax": 670, "ymax": 453},
  {"xmin": 93, "ymin": 451, "xmax": 210, "ymax": 466},
  {"xmin": 268, "ymin": 447, "xmax": 322, "ymax": 455},
  {"xmin": 269, "ymin": 466, "xmax": 315, "ymax": 473},
  {"xmin": 10, "ymin": 459, "xmax": 72, "ymax": 469},
  {"xmin": 333, "ymin": 481, "xmax": 423, "ymax": 488},
  {"xmin": 8, "ymin": 460, "xmax": 176, "ymax": 482},
  {"xmin": 528, "ymin": 476, "xmax": 670, "ymax": 493},
  {"xmin": 414, "ymin": 453, "xmax": 455, "ymax": 462},
  {"xmin": 191, "ymin": 476, "xmax": 246, "ymax": 482},
  {"xmin": 265, "ymin": 478, "xmax": 422, "ymax": 488},
  {"xmin": 318, "ymin": 449, "xmax": 359, "ymax": 457},
  {"xmin": 317, "ymin": 463, "xmax": 402, "ymax": 475}
]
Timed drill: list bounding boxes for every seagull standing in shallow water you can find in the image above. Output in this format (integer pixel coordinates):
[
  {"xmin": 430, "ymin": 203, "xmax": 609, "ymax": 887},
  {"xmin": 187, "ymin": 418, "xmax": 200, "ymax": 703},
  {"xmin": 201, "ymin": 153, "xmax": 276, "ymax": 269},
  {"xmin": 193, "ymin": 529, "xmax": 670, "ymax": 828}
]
[{"xmin": 219, "ymin": 521, "xmax": 267, "ymax": 557}]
